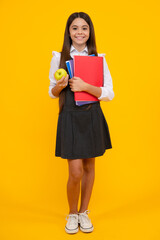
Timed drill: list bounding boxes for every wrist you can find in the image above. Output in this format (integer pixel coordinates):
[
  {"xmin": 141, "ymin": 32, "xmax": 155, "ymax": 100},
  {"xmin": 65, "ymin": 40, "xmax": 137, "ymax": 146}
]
[
  {"xmin": 84, "ymin": 82, "xmax": 89, "ymax": 92},
  {"xmin": 57, "ymin": 83, "xmax": 65, "ymax": 91}
]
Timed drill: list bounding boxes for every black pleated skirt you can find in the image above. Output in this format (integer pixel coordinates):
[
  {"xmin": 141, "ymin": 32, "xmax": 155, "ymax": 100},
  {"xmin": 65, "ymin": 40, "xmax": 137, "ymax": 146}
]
[{"xmin": 55, "ymin": 86, "xmax": 112, "ymax": 159}]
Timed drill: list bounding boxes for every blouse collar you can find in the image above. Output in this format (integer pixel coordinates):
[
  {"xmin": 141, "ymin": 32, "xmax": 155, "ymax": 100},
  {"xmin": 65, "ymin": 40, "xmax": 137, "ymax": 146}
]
[{"xmin": 70, "ymin": 44, "xmax": 88, "ymax": 54}]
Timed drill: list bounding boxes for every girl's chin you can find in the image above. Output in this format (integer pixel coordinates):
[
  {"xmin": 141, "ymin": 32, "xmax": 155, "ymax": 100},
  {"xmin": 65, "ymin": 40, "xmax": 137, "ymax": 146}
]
[
  {"xmin": 75, "ymin": 40, "xmax": 84, "ymax": 42},
  {"xmin": 74, "ymin": 40, "xmax": 86, "ymax": 44}
]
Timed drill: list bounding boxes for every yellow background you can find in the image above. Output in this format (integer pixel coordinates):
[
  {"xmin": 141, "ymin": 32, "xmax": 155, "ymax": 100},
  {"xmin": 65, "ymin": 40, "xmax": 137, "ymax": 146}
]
[{"xmin": 0, "ymin": 0, "xmax": 160, "ymax": 239}]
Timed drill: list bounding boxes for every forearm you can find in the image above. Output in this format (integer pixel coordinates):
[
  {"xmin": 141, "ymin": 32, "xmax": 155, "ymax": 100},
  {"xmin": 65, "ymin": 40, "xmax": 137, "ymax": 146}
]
[
  {"xmin": 84, "ymin": 83, "xmax": 102, "ymax": 98},
  {"xmin": 51, "ymin": 84, "xmax": 63, "ymax": 97}
]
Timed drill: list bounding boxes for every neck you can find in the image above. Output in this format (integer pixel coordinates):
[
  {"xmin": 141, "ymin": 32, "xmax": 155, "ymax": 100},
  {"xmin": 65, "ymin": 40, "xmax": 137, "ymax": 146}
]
[{"xmin": 72, "ymin": 43, "xmax": 87, "ymax": 52}]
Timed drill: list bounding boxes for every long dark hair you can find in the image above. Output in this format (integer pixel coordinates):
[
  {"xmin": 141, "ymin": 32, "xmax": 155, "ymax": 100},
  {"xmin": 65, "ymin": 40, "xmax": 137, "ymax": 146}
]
[{"xmin": 58, "ymin": 12, "xmax": 98, "ymax": 114}]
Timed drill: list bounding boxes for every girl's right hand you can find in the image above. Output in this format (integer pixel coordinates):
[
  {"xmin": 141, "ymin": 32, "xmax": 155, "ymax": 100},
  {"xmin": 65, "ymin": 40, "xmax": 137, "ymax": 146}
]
[{"xmin": 56, "ymin": 74, "xmax": 69, "ymax": 89}]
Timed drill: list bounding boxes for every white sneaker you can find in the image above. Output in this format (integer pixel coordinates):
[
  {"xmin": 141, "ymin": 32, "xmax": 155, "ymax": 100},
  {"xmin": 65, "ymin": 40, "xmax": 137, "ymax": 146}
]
[
  {"xmin": 65, "ymin": 213, "xmax": 79, "ymax": 234},
  {"xmin": 78, "ymin": 210, "xmax": 94, "ymax": 233}
]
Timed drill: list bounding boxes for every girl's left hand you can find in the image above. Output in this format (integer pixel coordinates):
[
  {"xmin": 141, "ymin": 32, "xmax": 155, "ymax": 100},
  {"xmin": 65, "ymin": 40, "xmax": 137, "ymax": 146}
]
[{"xmin": 69, "ymin": 77, "xmax": 87, "ymax": 92}]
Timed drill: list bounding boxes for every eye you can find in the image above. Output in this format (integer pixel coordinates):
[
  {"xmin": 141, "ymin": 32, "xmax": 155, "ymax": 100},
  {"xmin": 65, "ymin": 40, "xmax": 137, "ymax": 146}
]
[{"xmin": 72, "ymin": 27, "xmax": 88, "ymax": 30}]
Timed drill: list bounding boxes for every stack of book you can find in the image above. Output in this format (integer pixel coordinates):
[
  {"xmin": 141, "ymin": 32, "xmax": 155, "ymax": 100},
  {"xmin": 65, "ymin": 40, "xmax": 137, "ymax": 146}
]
[{"xmin": 66, "ymin": 54, "xmax": 103, "ymax": 106}]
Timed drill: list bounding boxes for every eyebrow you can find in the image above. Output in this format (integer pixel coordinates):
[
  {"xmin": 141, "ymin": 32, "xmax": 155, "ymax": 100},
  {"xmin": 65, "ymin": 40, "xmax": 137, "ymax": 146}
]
[{"xmin": 71, "ymin": 25, "xmax": 88, "ymax": 27}]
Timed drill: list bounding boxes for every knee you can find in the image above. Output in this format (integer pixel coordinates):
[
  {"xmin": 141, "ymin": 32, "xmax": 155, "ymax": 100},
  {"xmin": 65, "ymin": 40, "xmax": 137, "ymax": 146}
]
[
  {"xmin": 83, "ymin": 165, "xmax": 94, "ymax": 173},
  {"xmin": 69, "ymin": 168, "xmax": 83, "ymax": 183},
  {"xmin": 83, "ymin": 158, "xmax": 95, "ymax": 173}
]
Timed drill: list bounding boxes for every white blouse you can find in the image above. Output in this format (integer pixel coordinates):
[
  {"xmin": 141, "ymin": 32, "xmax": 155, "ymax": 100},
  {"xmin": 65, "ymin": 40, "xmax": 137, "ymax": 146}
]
[{"xmin": 48, "ymin": 45, "xmax": 114, "ymax": 102}]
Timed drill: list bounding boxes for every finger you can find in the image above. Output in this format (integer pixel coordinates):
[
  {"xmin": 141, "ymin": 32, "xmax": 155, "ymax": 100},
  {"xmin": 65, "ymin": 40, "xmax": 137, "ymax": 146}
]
[
  {"xmin": 64, "ymin": 74, "xmax": 69, "ymax": 82},
  {"xmin": 66, "ymin": 74, "xmax": 69, "ymax": 80},
  {"xmin": 60, "ymin": 76, "xmax": 66, "ymax": 81},
  {"xmin": 65, "ymin": 77, "xmax": 69, "ymax": 83},
  {"xmin": 57, "ymin": 76, "xmax": 65, "ymax": 83},
  {"xmin": 63, "ymin": 81, "xmax": 68, "ymax": 87},
  {"xmin": 60, "ymin": 75, "xmax": 68, "ymax": 84},
  {"xmin": 65, "ymin": 80, "xmax": 68, "ymax": 85},
  {"xmin": 58, "ymin": 79, "xmax": 67, "ymax": 87},
  {"xmin": 63, "ymin": 80, "xmax": 68, "ymax": 85}
]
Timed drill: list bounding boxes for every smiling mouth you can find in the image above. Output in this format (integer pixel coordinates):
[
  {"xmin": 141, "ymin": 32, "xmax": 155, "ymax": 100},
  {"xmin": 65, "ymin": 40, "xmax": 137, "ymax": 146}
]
[{"xmin": 76, "ymin": 37, "xmax": 85, "ymax": 39}]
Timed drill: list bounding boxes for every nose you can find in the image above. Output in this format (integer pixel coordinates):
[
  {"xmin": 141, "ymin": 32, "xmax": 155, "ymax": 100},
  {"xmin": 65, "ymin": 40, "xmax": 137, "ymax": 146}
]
[{"xmin": 77, "ymin": 29, "xmax": 83, "ymax": 34}]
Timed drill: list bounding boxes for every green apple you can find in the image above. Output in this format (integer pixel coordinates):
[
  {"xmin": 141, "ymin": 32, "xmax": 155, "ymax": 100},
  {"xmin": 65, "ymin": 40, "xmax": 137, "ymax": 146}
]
[{"xmin": 54, "ymin": 68, "xmax": 67, "ymax": 81}]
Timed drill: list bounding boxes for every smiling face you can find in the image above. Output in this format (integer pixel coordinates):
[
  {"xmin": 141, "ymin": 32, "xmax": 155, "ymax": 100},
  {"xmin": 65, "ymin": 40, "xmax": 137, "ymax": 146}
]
[{"xmin": 69, "ymin": 18, "xmax": 90, "ymax": 51}]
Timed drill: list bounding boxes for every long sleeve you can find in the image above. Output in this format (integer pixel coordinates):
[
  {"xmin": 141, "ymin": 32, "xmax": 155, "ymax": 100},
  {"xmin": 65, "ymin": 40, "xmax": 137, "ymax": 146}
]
[
  {"xmin": 97, "ymin": 54, "xmax": 115, "ymax": 102},
  {"xmin": 48, "ymin": 51, "xmax": 60, "ymax": 98}
]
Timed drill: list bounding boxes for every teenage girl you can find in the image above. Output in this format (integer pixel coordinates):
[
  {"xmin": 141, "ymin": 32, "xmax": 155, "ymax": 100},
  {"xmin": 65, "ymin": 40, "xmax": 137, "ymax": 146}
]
[{"xmin": 48, "ymin": 12, "xmax": 114, "ymax": 234}]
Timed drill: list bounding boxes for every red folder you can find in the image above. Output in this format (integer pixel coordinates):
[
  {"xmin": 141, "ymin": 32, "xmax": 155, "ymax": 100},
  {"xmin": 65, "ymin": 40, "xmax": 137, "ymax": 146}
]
[{"xmin": 74, "ymin": 55, "xmax": 103, "ymax": 102}]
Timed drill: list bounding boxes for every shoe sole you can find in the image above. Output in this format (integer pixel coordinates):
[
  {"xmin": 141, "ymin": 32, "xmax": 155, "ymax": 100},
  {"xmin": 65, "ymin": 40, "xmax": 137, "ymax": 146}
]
[
  {"xmin": 65, "ymin": 226, "xmax": 79, "ymax": 234},
  {"xmin": 79, "ymin": 225, "xmax": 94, "ymax": 233}
]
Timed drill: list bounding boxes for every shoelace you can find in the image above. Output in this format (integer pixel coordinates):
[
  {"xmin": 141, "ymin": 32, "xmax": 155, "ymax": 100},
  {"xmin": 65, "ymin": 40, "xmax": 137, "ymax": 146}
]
[
  {"xmin": 78, "ymin": 210, "xmax": 91, "ymax": 225},
  {"xmin": 65, "ymin": 213, "xmax": 78, "ymax": 222}
]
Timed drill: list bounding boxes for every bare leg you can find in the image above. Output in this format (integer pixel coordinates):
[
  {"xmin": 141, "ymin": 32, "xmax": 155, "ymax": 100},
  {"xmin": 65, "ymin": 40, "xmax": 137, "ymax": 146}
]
[
  {"xmin": 67, "ymin": 159, "xmax": 83, "ymax": 214},
  {"xmin": 79, "ymin": 157, "xmax": 95, "ymax": 213}
]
